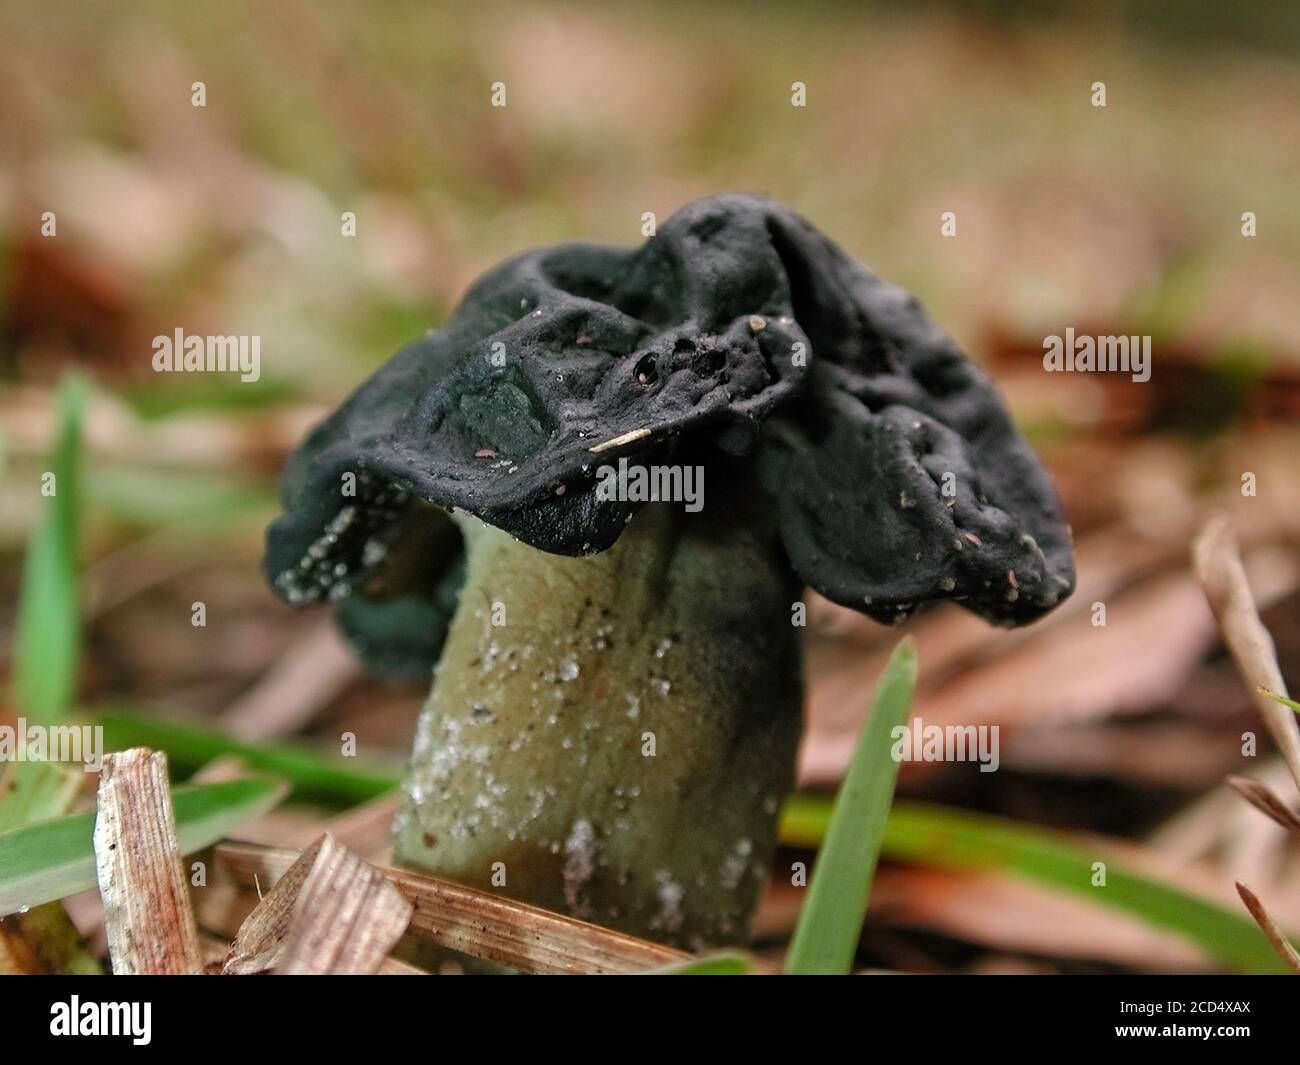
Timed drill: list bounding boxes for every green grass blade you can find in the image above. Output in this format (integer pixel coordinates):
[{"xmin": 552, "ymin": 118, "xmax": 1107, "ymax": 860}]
[
  {"xmin": 0, "ymin": 763, "xmax": 83, "ymax": 833},
  {"xmin": 650, "ymin": 953, "xmax": 755, "ymax": 975},
  {"xmin": 1261, "ymin": 688, "xmax": 1300, "ymax": 715},
  {"xmin": 779, "ymin": 797, "xmax": 1294, "ymax": 974},
  {"xmin": 0, "ymin": 762, "xmax": 98, "ymax": 973},
  {"xmin": 0, "ymin": 776, "xmax": 286, "ymax": 916},
  {"xmin": 11, "ymin": 374, "xmax": 87, "ymax": 726},
  {"xmin": 2, "ymin": 375, "xmax": 88, "ymax": 823},
  {"xmin": 784, "ymin": 638, "xmax": 918, "ymax": 975},
  {"xmin": 92, "ymin": 711, "xmax": 401, "ymax": 805},
  {"xmin": 89, "ymin": 464, "xmax": 277, "ymax": 530}
]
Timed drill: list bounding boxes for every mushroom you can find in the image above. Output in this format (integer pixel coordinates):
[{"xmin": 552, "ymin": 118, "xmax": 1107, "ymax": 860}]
[{"xmin": 264, "ymin": 194, "xmax": 1075, "ymax": 947}]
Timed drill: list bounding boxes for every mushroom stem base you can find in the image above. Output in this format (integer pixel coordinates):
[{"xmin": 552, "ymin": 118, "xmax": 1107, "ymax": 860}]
[{"xmin": 392, "ymin": 503, "xmax": 803, "ymax": 949}]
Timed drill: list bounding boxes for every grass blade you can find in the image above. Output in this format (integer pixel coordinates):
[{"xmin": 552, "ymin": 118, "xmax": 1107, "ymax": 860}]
[
  {"xmin": 784, "ymin": 638, "xmax": 918, "ymax": 974},
  {"xmin": 650, "ymin": 953, "xmax": 755, "ymax": 975},
  {"xmin": 92, "ymin": 711, "xmax": 400, "ymax": 805},
  {"xmin": 216, "ymin": 840, "xmax": 689, "ymax": 975},
  {"xmin": 11, "ymin": 374, "xmax": 87, "ymax": 727},
  {"xmin": 90, "ymin": 464, "xmax": 277, "ymax": 530},
  {"xmin": 0, "ymin": 776, "xmax": 285, "ymax": 916},
  {"xmin": 0, "ymin": 763, "xmax": 83, "ymax": 833},
  {"xmin": 1, "ymin": 375, "xmax": 98, "ymax": 972},
  {"xmin": 1234, "ymin": 881, "xmax": 1300, "ymax": 974},
  {"xmin": 779, "ymin": 798, "xmax": 1295, "ymax": 974},
  {"xmin": 1261, "ymin": 687, "xmax": 1300, "ymax": 715}
]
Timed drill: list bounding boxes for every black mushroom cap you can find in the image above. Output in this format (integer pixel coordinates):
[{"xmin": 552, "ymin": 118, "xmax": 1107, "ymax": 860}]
[{"xmin": 265, "ymin": 194, "xmax": 1076, "ymax": 671}]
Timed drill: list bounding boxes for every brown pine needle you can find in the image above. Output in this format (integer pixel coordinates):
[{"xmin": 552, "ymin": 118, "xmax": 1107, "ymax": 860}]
[
  {"xmin": 1192, "ymin": 516, "xmax": 1300, "ymax": 796},
  {"xmin": 1226, "ymin": 776, "xmax": 1300, "ymax": 839},
  {"xmin": 1234, "ymin": 881, "xmax": 1300, "ymax": 975}
]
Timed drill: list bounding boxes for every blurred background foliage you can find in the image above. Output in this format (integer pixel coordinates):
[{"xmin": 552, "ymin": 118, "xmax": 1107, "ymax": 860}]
[{"xmin": 1, "ymin": 0, "xmax": 1299, "ymax": 973}]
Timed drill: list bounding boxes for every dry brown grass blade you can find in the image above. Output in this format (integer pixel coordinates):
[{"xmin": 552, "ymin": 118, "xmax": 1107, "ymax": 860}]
[
  {"xmin": 223, "ymin": 835, "xmax": 327, "ymax": 973},
  {"xmin": 1234, "ymin": 881, "xmax": 1300, "ymax": 975},
  {"xmin": 216, "ymin": 841, "xmax": 690, "ymax": 974},
  {"xmin": 1150, "ymin": 760, "xmax": 1298, "ymax": 861},
  {"xmin": 276, "ymin": 835, "xmax": 412, "ymax": 975},
  {"xmin": 1192, "ymin": 516, "xmax": 1300, "ymax": 796},
  {"xmin": 1226, "ymin": 775, "xmax": 1300, "ymax": 839},
  {"xmin": 93, "ymin": 748, "xmax": 203, "ymax": 975},
  {"xmin": 224, "ymin": 833, "xmax": 412, "ymax": 975},
  {"xmin": 196, "ymin": 865, "xmax": 423, "ymax": 976},
  {"xmin": 220, "ymin": 618, "xmax": 359, "ymax": 741}
]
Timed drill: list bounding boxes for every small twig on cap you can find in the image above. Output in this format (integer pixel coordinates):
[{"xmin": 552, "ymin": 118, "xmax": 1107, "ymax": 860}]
[{"xmin": 588, "ymin": 427, "xmax": 650, "ymax": 454}]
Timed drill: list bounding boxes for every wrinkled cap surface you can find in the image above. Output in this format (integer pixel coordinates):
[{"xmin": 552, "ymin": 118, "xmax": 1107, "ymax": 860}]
[{"xmin": 266, "ymin": 194, "xmax": 1075, "ymax": 671}]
